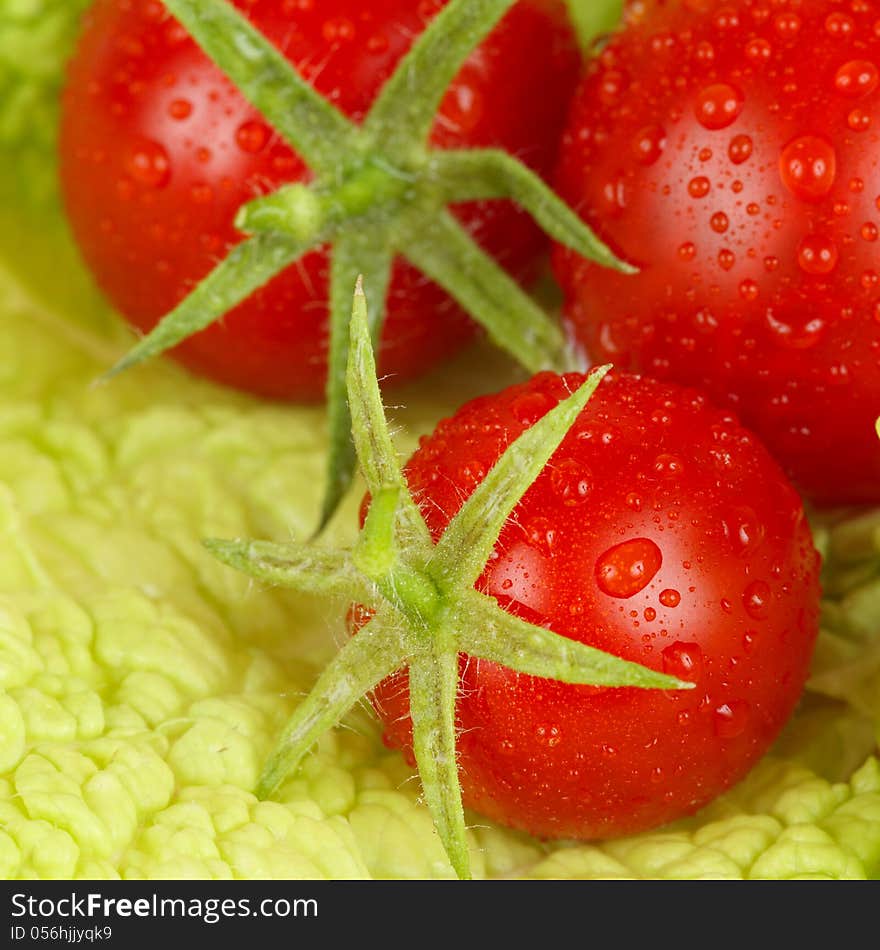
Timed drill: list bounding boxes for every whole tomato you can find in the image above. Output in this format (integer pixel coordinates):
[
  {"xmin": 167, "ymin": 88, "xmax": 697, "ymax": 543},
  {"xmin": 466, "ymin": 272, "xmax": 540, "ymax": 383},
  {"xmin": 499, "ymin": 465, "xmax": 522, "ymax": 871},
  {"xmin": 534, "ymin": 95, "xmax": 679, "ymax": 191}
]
[
  {"xmin": 59, "ymin": 0, "xmax": 579, "ymax": 400},
  {"xmin": 554, "ymin": 0, "xmax": 880, "ymax": 505},
  {"xmin": 369, "ymin": 370, "xmax": 820, "ymax": 840}
]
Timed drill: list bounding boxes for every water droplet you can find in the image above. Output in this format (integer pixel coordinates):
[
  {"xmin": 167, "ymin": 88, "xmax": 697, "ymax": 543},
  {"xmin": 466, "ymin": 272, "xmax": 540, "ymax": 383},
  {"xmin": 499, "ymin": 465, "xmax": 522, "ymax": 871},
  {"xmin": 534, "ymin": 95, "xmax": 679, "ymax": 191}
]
[
  {"xmin": 168, "ymin": 98, "xmax": 192, "ymax": 120},
  {"xmin": 718, "ymin": 248, "xmax": 736, "ymax": 271},
  {"xmin": 862, "ymin": 222, "xmax": 879, "ymax": 242},
  {"xmin": 596, "ymin": 538, "xmax": 663, "ymax": 599},
  {"xmin": 728, "ymin": 134, "xmax": 753, "ymax": 164},
  {"xmin": 773, "ymin": 12, "xmax": 802, "ymax": 38},
  {"xmin": 678, "ymin": 241, "xmax": 697, "ymax": 261},
  {"xmin": 632, "ymin": 124, "xmax": 667, "ymax": 165},
  {"xmin": 739, "ymin": 279, "xmax": 759, "ymax": 301},
  {"xmin": 124, "ymin": 138, "xmax": 171, "ymax": 188},
  {"xmin": 743, "ymin": 580, "xmax": 771, "ymax": 619},
  {"xmin": 710, "ymin": 211, "xmax": 730, "ymax": 233},
  {"xmin": 713, "ymin": 700, "xmax": 750, "ymax": 738},
  {"xmin": 654, "ymin": 453, "xmax": 684, "ymax": 476},
  {"xmin": 724, "ymin": 506, "xmax": 766, "ymax": 555},
  {"xmin": 522, "ymin": 517, "xmax": 556, "ymax": 557},
  {"xmin": 695, "ymin": 83, "xmax": 744, "ymax": 130},
  {"xmin": 797, "ymin": 233, "xmax": 839, "ymax": 274},
  {"xmin": 746, "ymin": 38, "xmax": 772, "ymax": 63},
  {"xmin": 766, "ymin": 309, "xmax": 826, "ymax": 348},
  {"xmin": 661, "ymin": 642, "xmax": 703, "ymax": 680},
  {"xmin": 644, "ymin": 607, "xmax": 657, "ymax": 622},
  {"xmin": 826, "ymin": 12, "xmax": 855, "ymax": 37},
  {"xmin": 688, "ymin": 176, "xmax": 711, "ymax": 199},
  {"xmin": 848, "ymin": 108, "xmax": 871, "ymax": 131},
  {"xmin": 550, "ymin": 459, "xmax": 593, "ymax": 506},
  {"xmin": 322, "ymin": 16, "xmax": 355, "ymax": 43},
  {"xmin": 834, "ymin": 60, "xmax": 879, "ymax": 98},
  {"xmin": 659, "ymin": 589, "xmax": 681, "ymax": 608},
  {"xmin": 236, "ymin": 119, "xmax": 270, "ymax": 153},
  {"xmin": 779, "ymin": 135, "xmax": 837, "ymax": 201}
]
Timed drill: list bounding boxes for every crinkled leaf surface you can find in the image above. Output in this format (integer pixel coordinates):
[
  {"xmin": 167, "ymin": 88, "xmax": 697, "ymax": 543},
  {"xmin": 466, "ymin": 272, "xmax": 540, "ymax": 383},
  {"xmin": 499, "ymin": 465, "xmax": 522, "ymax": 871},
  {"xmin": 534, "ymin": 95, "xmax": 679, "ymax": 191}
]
[{"xmin": 0, "ymin": 0, "xmax": 879, "ymax": 881}]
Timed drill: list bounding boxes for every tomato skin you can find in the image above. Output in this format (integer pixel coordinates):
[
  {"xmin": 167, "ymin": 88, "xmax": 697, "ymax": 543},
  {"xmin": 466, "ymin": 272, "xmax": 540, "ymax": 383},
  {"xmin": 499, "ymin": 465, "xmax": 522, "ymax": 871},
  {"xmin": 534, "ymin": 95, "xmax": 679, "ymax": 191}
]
[
  {"xmin": 59, "ymin": 0, "xmax": 579, "ymax": 400},
  {"xmin": 554, "ymin": 0, "xmax": 880, "ymax": 506},
  {"xmin": 369, "ymin": 372, "xmax": 820, "ymax": 840}
]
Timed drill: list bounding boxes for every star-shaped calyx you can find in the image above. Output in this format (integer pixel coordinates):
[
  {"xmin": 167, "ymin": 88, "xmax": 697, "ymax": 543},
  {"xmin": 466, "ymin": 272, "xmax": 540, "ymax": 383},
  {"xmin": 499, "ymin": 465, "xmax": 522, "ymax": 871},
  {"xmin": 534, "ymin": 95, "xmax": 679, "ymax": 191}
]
[
  {"xmin": 204, "ymin": 279, "xmax": 691, "ymax": 880},
  {"xmin": 102, "ymin": 0, "xmax": 634, "ymax": 530}
]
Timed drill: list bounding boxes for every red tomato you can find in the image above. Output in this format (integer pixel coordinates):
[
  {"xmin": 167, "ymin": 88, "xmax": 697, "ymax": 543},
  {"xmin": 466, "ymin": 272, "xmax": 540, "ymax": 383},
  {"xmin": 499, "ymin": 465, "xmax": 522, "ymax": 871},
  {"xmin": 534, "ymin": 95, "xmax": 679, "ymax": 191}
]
[
  {"xmin": 554, "ymin": 0, "xmax": 880, "ymax": 505},
  {"xmin": 59, "ymin": 0, "xmax": 579, "ymax": 400},
  {"xmin": 368, "ymin": 371, "xmax": 820, "ymax": 839}
]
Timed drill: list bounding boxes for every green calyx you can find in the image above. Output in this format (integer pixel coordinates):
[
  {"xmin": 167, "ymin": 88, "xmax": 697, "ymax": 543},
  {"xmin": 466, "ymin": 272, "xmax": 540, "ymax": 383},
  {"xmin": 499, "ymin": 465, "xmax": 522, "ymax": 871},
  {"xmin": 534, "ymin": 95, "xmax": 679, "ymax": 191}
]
[
  {"xmin": 205, "ymin": 280, "xmax": 693, "ymax": 881},
  {"xmin": 101, "ymin": 0, "xmax": 633, "ymax": 532}
]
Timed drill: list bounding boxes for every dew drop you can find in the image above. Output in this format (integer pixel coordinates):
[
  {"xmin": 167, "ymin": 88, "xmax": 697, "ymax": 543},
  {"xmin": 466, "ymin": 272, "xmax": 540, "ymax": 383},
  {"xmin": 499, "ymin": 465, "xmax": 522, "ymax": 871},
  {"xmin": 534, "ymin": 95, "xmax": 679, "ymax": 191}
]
[
  {"xmin": 632, "ymin": 124, "xmax": 667, "ymax": 165},
  {"xmin": 678, "ymin": 241, "xmax": 697, "ymax": 261},
  {"xmin": 694, "ymin": 83, "xmax": 744, "ymax": 130},
  {"xmin": 710, "ymin": 211, "xmax": 730, "ymax": 233},
  {"xmin": 739, "ymin": 278, "xmax": 759, "ymax": 301},
  {"xmin": 661, "ymin": 642, "xmax": 703, "ymax": 680},
  {"xmin": 834, "ymin": 60, "xmax": 879, "ymax": 98},
  {"xmin": 688, "ymin": 176, "xmax": 711, "ymax": 199},
  {"xmin": 124, "ymin": 138, "xmax": 171, "ymax": 188},
  {"xmin": 659, "ymin": 589, "xmax": 681, "ymax": 608},
  {"xmin": 550, "ymin": 458, "xmax": 593, "ymax": 506},
  {"xmin": 728, "ymin": 133, "xmax": 753, "ymax": 164},
  {"xmin": 779, "ymin": 135, "xmax": 837, "ymax": 201},
  {"xmin": 168, "ymin": 98, "xmax": 192, "ymax": 120},
  {"xmin": 236, "ymin": 119, "xmax": 270, "ymax": 153},
  {"xmin": 745, "ymin": 38, "xmax": 772, "ymax": 63},
  {"xmin": 797, "ymin": 233, "xmax": 839, "ymax": 274},
  {"xmin": 862, "ymin": 222, "xmax": 879, "ymax": 242},
  {"xmin": 848, "ymin": 108, "xmax": 871, "ymax": 131},
  {"xmin": 766, "ymin": 309, "xmax": 826, "ymax": 348},
  {"xmin": 654, "ymin": 453, "xmax": 684, "ymax": 476},
  {"xmin": 743, "ymin": 580, "xmax": 771, "ymax": 619},
  {"xmin": 713, "ymin": 700, "xmax": 750, "ymax": 738},
  {"xmin": 596, "ymin": 538, "xmax": 663, "ymax": 599},
  {"xmin": 644, "ymin": 607, "xmax": 657, "ymax": 622}
]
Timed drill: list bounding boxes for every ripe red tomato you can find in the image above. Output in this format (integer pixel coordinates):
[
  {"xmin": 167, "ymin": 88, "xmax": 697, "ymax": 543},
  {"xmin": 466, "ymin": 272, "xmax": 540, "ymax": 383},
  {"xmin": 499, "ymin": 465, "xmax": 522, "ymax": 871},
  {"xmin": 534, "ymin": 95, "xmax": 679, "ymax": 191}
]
[
  {"xmin": 369, "ymin": 371, "xmax": 820, "ymax": 839},
  {"xmin": 59, "ymin": 0, "xmax": 579, "ymax": 400},
  {"xmin": 554, "ymin": 0, "xmax": 880, "ymax": 505}
]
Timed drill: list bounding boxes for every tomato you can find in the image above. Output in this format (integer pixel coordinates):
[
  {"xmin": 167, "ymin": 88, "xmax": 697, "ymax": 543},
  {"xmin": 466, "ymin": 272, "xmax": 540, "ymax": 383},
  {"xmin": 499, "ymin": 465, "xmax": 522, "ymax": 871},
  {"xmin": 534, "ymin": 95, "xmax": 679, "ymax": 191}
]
[
  {"xmin": 59, "ymin": 0, "xmax": 579, "ymax": 400},
  {"xmin": 368, "ymin": 370, "xmax": 820, "ymax": 839},
  {"xmin": 554, "ymin": 0, "xmax": 880, "ymax": 505}
]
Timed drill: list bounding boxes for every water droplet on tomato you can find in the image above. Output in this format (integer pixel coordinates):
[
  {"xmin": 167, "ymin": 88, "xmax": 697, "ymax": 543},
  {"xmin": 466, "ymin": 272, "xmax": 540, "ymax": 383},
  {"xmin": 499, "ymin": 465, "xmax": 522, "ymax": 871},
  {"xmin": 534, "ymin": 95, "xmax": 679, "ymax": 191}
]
[
  {"xmin": 659, "ymin": 589, "xmax": 681, "ymax": 608},
  {"xmin": 713, "ymin": 700, "xmax": 750, "ymax": 738},
  {"xmin": 773, "ymin": 12, "xmax": 802, "ymax": 38},
  {"xmin": 694, "ymin": 83, "xmax": 744, "ymax": 130},
  {"xmin": 168, "ymin": 98, "xmax": 192, "ymax": 120},
  {"xmin": 743, "ymin": 580, "xmax": 771, "ymax": 619},
  {"xmin": 834, "ymin": 60, "xmax": 879, "ymax": 98},
  {"xmin": 124, "ymin": 138, "xmax": 171, "ymax": 188},
  {"xmin": 522, "ymin": 517, "xmax": 556, "ymax": 557},
  {"xmin": 739, "ymin": 279, "xmax": 759, "ymax": 301},
  {"xmin": 632, "ymin": 124, "xmax": 667, "ymax": 165},
  {"xmin": 746, "ymin": 38, "xmax": 772, "ymax": 63},
  {"xmin": 710, "ymin": 211, "xmax": 730, "ymax": 233},
  {"xmin": 861, "ymin": 222, "xmax": 879, "ymax": 242},
  {"xmin": 779, "ymin": 135, "xmax": 837, "ymax": 201},
  {"xmin": 678, "ymin": 241, "xmax": 697, "ymax": 261},
  {"xmin": 766, "ymin": 309, "xmax": 826, "ymax": 348},
  {"xmin": 728, "ymin": 134, "xmax": 753, "ymax": 164},
  {"xmin": 848, "ymin": 108, "xmax": 871, "ymax": 131},
  {"xmin": 826, "ymin": 12, "xmax": 855, "ymax": 37},
  {"xmin": 661, "ymin": 642, "xmax": 703, "ymax": 680},
  {"xmin": 644, "ymin": 607, "xmax": 657, "ymax": 622},
  {"xmin": 322, "ymin": 16, "xmax": 355, "ymax": 43},
  {"xmin": 550, "ymin": 458, "xmax": 593, "ymax": 506},
  {"xmin": 654, "ymin": 453, "xmax": 684, "ymax": 476},
  {"xmin": 718, "ymin": 248, "xmax": 736, "ymax": 271},
  {"xmin": 797, "ymin": 233, "xmax": 839, "ymax": 274},
  {"xmin": 596, "ymin": 538, "xmax": 663, "ymax": 599},
  {"xmin": 688, "ymin": 176, "xmax": 711, "ymax": 198},
  {"xmin": 236, "ymin": 120, "xmax": 270, "ymax": 153}
]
